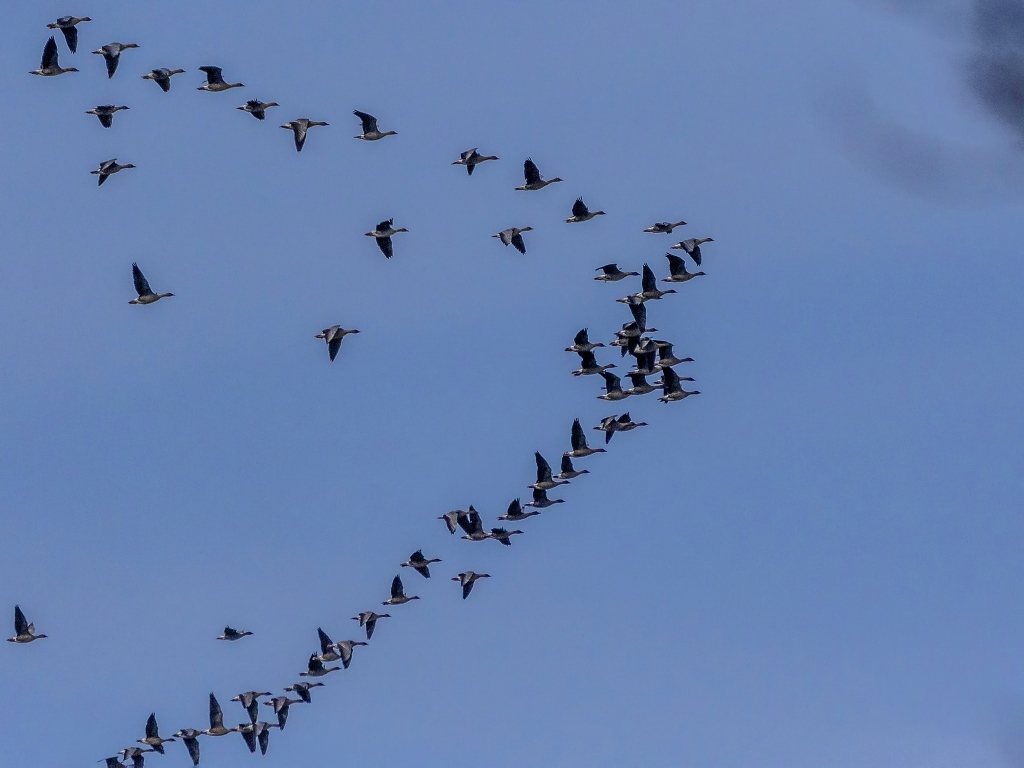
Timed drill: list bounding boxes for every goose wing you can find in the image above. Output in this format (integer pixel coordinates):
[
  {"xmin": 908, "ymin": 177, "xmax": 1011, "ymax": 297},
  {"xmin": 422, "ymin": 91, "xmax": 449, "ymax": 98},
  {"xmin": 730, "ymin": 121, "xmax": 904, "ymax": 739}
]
[
  {"xmin": 570, "ymin": 418, "xmax": 586, "ymax": 450},
  {"xmin": 240, "ymin": 725, "xmax": 257, "ymax": 754},
  {"xmin": 98, "ymin": 110, "xmax": 113, "ymax": 128},
  {"xmin": 306, "ymin": 653, "xmax": 324, "ymax": 673},
  {"xmin": 535, "ymin": 452, "xmax": 553, "ymax": 483},
  {"xmin": 571, "ymin": 198, "xmax": 589, "ymax": 218},
  {"xmin": 62, "ymin": 25, "xmax": 79, "ymax": 54},
  {"xmin": 409, "ymin": 549, "xmax": 426, "ymax": 565},
  {"xmin": 641, "ymin": 264, "xmax": 656, "ymax": 293},
  {"xmin": 13, "ymin": 606, "xmax": 28, "ymax": 635},
  {"xmin": 103, "ymin": 49, "xmax": 119, "ymax": 78},
  {"xmin": 510, "ymin": 232, "xmax": 526, "ymax": 254},
  {"xmin": 628, "ymin": 298, "xmax": 647, "ymax": 328},
  {"xmin": 209, "ymin": 693, "xmax": 224, "ymax": 729},
  {"xmin": 291, "ymin": 122, "xmax": 307, "ymax": 152},
  {"xmin": 390, "ymin": 575, "xmax": 405, "ymax": 599},
  {"xmin": 462, "ymin": 579, "xmax": 475, "ymax": 599},
  {"xmin": 598, "ymin": 263, "xmax": 620, "ymax": 276},
  {"xmin": 375, "ymin": 236, "xmax": 393, "ymax": 259},
  {"xmin": 199, "ymin": 65, "xmax": 225, "ymax": 85},
  {"xmin": 506, "ymin": 497, "xmax": 522, "ymax": 517},
  {"xmin": 573, "ymin": 328, "xmax": 590, "ymax": 346},
  {"xmin": 665, "ymin": 253, "xmax": 687, "ymax": 276},
  {"xmin": 354, "ymin": 110, "xmax": 377, "ymax": 133},
  {"xmin": 467, "ymin": 507, "xmax": 483, "ymax": 534},
  {"xmin": 145, "ymin": 713, "xmax": 159, "ymax": 739},
  {"xmin": 577, "ymin": 349, "xmax": 598, "ymax": 368},
  {"xmin": 456, "ymin": 510, "xmax": 475, "ymax": 535},
  {"xmin": 662, "ymin": 365, "xmax": 681, "ymax": 392},
  {"xmin": 560, "ymin": 454, "xmax": 575, "ymax": 473},
  {"xmin": 42, "ymin": 37, "xmax": 59, "ymax": 69},
  {"xmin": 523, "ymin": 158, "xmax": 541, "ymax": 185},
  {"xmin": 327, "ymin": 334, "xmax": 342, "ymax": 361},
  {"xmin": 183, "ymin": 736, "xmax": 200, "ymax": 766},
  {"xmin": 132, "ymin": 263, "xmax": 153, "ymax": 297},
  {"xmin": 601, "ymin": 371, "xmax": 621, "ymax": 391},
  {"xmin": 317, "ymin": 627, "xmax": 333, "ymax": 655},
  {"xmin": 618, "ymin": 412, "xmax": 632, "ymax": 425},
  {"xmin": 532, "ymin": 486, "xmax": 549, "ymax": 504},
  {"xmin": 154, "ymin": 70, "xmax": 172, "ymax": 92}
]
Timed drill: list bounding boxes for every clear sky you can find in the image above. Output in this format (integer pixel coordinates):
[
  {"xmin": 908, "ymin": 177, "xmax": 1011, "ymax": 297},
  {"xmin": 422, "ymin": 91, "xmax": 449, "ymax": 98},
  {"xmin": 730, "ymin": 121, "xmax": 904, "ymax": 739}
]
[{"xmin": 2, "ymin": 1, "xmax": 1024, "ymax": 767}]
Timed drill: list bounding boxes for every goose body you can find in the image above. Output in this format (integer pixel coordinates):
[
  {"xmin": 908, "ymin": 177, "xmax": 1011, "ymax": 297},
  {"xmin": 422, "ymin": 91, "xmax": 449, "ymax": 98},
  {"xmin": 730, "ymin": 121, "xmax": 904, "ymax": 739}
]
[
  {"xmin": 353, "ymin": 110, "xmax": 396, "ymax": 140},
  {"xmin": 458, "ymin": 506, "xmax": 491, "ymax": 541},
  {"xmin": 332, "ymin": 639, "xmax": 368, "ymax": 669},
  {"xmin": 453, "ymin": 571, "xmax": 491, "ymax": 599},
  {"xmin": 217, "ymin": 626, "xmax": 252, "ymax": 641},
  {"xmin": 129, "ymin": 263, "xmax": 173, "ymax": 304},
  {"xmin": 564, "ymin": 417, "xmax": 606, "ymax": 458},
  {"xmin": 492, "ymin": 226, "xmax": 532, "ymax": 254},
  {"xmin": 625, "ymin": 372, "xmax": 659, "ymax": 396},
  {"xmin": 530, "ymin": 451, "xmax": 569, "ymax": 490},
  {"xmin": 264, "ymin": 696, "xmax": 302, "ymax": 730},
  {"xmin": 92, "ymin": 42, "xmax": 139, "ymax": 78},
  {"xmin": 350, "ymin": 611, "xmax": 390, "ymax": 640},
  {"xmin": 382, "ymin": 574, "xmax": 420, "ymax": 606},
  {"xmin": 86, "ymin": 104, "xmax": 128, "ymax": 128},
  {"xmin": 238, "ymin": 99, "xmax": 279, "ymax": 120},
  {"xmin": 231, "ymin": 691, "xmax": 272, "ymax": 724},
  {"xmin": 555, "ymin": 454, "xmax": 589, "ymax": 480},
  {"xmin": 565, "ymin": 328, "xmax": 604, "ymax": 353},
  {"xmin": 315, "ymin": 325, "xmax": 359, "ymax": 361},
  {"xmin": 498, "ymin": 497, "xmax": 540, "ymax": 521},
  {"xmin": 281, "ymin": 118, "xmax": 328, "ymax": 152},
  {"xmin": 595, "ymin": 263, "xmax": 639, "ymax": 282},
  {"xmin": 365, "ymin": 218, "xmax": 408, "ymax": 259},
  {"xmin": 617, "ymin": 264, "xmax": 677, "ymax": 302},
  {"xmin": 598, "ymin": 371, "xmax": 630, "ymax": 401},
  {"xmin": 238, "ymin": 721, "xmax": 278, "ymax": 755},
  {"xmin": 198, "ymin": 65, "xmax": 243, "ymax": 91},
  {"xmin": 172, "ymin": 729, "xmax": 202, "ymax": 767},
  {"xmin": 438, "ymin": 509, "xmax": 469, "ymax": 534},
  {"xmin": 489, "ymin": 527, "xmax": 523, "ymax": 546},
  {"xmin": 524, "ymin": 486, "xmax": 565, "ymax": 509},
  {"xmin": 142, "ymin": 68, "xmax": 185, "ymax": 92},
  {"xmin": 565, "ymin": 197, "xmax": 605, "ymax": 223},
  {"xmin": 593, "ymin": 413, "xmax": 646, "ymax": 443},
  {"xmin": 659, "ymin": 366, "xmax": 701, "ymax": 403},
  {"xmin": 93, "ymin": 159, "xmax": 136, "ymax": 187},
  {"xmin": 31, "ymin": 37, "xmax": 78, "ymax": 76},
  {"xmin": 315, "ymin": 626, "xmax": 343, "ymax": 662},
  {"xmin": 653, "ymin": 341, "xmax": 693, "ymax": 368},
  {"xmin": 515, "ymin": 158, "xmax": 562, "ymax": 190},
  {"xmin": 401, "ymin": 549, "xmax": 441, "ymax": 578},
  {"xmin": 283, "ymin": 681, "xmax": 324, "ymax": 703},
  {"xmin": 8, "ymin": 605, "xmax": 46, "ymax": 643},
  {"xmin": 47, "ymin": 16, "xmax": 91, "ymax": 53},
  {"xmin": 614, "ymin": 412, "xmax": 648, "ymax": 433},
  {"xmin": 138, "ymin": 713, "xmax": 175, "ymax": 754},
  {"xmin": 204, "ymin": 693, "xmax": 238, "ymax": 737},
  {"xmin": 453, "ymin": 148, "xmax": 498, "ymax": 175},
  {"xmin": 644, "ymin": 220, "xmax": 687, "ymax": 234},
  {"xmin": 572, "ymin": 349, "xmax": 615, "ymax": 377},
  {"xmin": 663, "ymin": 252, "xmax": 706, "ymax": 282},
  {"xmin": 300, "ymin": 653, "xmax": 340, "ymax": 677},
  {"xmin": 671, "ymin": 237, "xmax": 714, "ymax": 266}
]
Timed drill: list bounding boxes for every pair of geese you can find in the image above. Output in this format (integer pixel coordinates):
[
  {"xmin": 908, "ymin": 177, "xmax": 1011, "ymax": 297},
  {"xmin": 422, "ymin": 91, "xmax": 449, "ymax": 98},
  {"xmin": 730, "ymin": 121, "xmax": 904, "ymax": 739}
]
[{"xmin": 596, "ymin": 251, "xmax": 710, "ymax": 288}]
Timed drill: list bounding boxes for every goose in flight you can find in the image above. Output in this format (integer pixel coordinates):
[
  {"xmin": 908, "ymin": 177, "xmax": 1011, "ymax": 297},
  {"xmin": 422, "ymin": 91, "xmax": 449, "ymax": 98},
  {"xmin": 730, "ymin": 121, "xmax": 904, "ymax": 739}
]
[
  {"xmin": 594, "ymin": 263, "xmax": 639, "ymax": 282},
  {"xmin": 624, "ymin": 372, "xmax": 659, "ymax": 396},
  {"xmin": 283, "ymin": 681, "xmax": 324, "ymax": 703},
  {"xmin": 515, "ymin": 158, "xmax": 562, "ymax": 190},
  {"xmin": 598, "ymin": 371, "xmax": 630, "ymax": 401},
  {"xmin": 171, "ymin": 729, "xmax": 202, "ymax": 767},
  {"xmin": 264, "ymin": 696, "xmax": 303, "ymax": 730},
  {"xmin": 365, "ymin": 218, "xmax": 408, "ymax": 259},
  {"xmin": 401, "ymin": 550, "xmax": 441, "ymax": 578},
  {"xmin": 453, "ymin": 571, "xmax": 490, "ymax": 599},
  {"xmin": 281, "ymin": 118, "xmax": 328, "ymax": 152},
  {"xmin": 231, "ymin": 691, "xmax": 272, "ymax": 724},
  {"xmin": 497, "ymin": 497, "xmax": 539, "ymax": 521},
  {"xmin": 530, "ymin": 452, "xmax": 569, "ymax": 490},
  {"xmin": 615, "ymin": 412, "xmax": 648, "ymax": 433},
  {"xmin": 644, "ymin": 220, "xmax": 687, "ymax": 234},
  {"xmin": 300, "ymin": 653, "xmax": 341, "ymax": 677},
  {"xmin": 86, "ymin": 104, "xmax": 128, "ymax": 128},
  {"xmin": 594, "ymin": 413, "xmax": 646, "ymax": 443},
  {"xmin": 198, "ymin": 65, "xmax": 243, "ymax": 91},
  {"xmin": 92, "ymin": 42, "xmax": 138, "ymax": 78},
  {"xmin": 453, "ymin": 148, "xmax": 499, "ymax": 175},
  {"xmin": 353, "ymin": 110, "xmax": 396, "ymax": 140},
  {"xmin": 117, "ymin": 747, "xmax": 152, "ymax": 768},
  {"xmin": 92, "ymin": 159, "xmax": 136, "ymax": 186},
  {"xmin": 350, "ymin": 611, "xmax": 390, "ymax": 640},
  {"xmin": 138, "ymin": 713, "xmax": 175, "ymax": 754},
  {"xmin": 203, "ymin": 693, "xmax": 238, "ymax": 737},
  {"xmin": 492, "ymin": 227, "xmax": 532, "ymax": 254},
  {"xmin": 315, "ymin": 627, "xmax": 343, "ymax": 662},
  {"xmin": 142, "ymin": 68, "xmax": 185, "ymax": 92},
  {"xmin": 238, "ymin": 721, "xmax": 278, "ymax": 755},
  {"xmin": 315, "ymin": 326, "xmax": 359, "ymax": 362},
  {"xmin": 565, "ymin": 328, "xmax": 603, "ymax": 354},
  {"xmin": 438, "ymin": 509, "xmax": 470, "ymax": 534},
  {"xmin": 671, "ymin": 237, "xmax": 714, "ymax": 266},
  {"xmin": 626, "ymin": 297, "xmax": 656, "ymax": 334},
  {"xmin": 659, "ymin": 366, "xmax": 701, "ymax": 403},
  {"xmin": 31, "ymin": 37, "xmax": 78, "ymax": 76},
  {"xmin": 572, "ymin": 349, "xmax": 615, "ymax": 377},
  {"xmin": 564, "ymin": 417, "xmax": 606, "ymax": 458},
  {"xmin": 46, "ymin": 16, "xmax": 91, "ymax": 53},
  {"xmin": 458, "ymin": 506, "xmax": 491, "ymax": 541},
  {"xmin": 555, "ymin": 454, "xmax": 588, "ymax": 480},
  {"xmin": 565, "ymin": 197, "xmax": 605, "ymax": 223},
  {"xmin": 8, "ymin": 605, "xmax": 46, "ymax": 643},
  {"xmin": 333, "ymin": 639, "xmax": 368, "ymax": 669},
  {"xmin": 524, "ymin": 486, "xmax": 565, "ymax": 509},
  {"xmin": 653, "ymin": 341, "xmax": 693, "ymax": 368},
  {"xmin": 663, "ymin": 253, "xmax": 706, "ymax": 283},
  {"xmin": 617, "ymin": 264, "xmax": 677, "ymax": 303},
  {"xmin": 238, "ymin": 99, "xmax": 279, "ymax": 120},
  {"xmin": 217, "ymin": 626, "xmax": 252, "ymax": 641},
  {"xmin": 383, "ymin": 574, "xmax": 420, "ymax": 606},
  {"xmin": 489, "ymin": 527, "xmax": 523, "ymax": 546},
  {"xmin": 129, "ymin": 263, "xmax": 173, "ymax": 305}
]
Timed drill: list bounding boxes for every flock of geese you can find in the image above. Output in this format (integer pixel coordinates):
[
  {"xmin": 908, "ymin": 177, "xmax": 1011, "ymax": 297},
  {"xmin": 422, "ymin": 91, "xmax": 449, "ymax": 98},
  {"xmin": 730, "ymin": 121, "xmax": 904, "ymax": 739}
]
[{"xmin": 14, "ymin": 12, "xmax": 717, "ymax": 767}]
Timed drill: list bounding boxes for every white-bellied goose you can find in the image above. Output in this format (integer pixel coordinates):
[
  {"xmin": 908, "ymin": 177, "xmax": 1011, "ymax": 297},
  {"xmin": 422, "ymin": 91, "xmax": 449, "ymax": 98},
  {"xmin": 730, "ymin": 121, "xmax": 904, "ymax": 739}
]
[
  {"xmin": 238, "ymin": 721, "xmax": 277, "ymax": 756},
  {"xmin": 498, "ymin": 497, "xmax": 539, "ymax": 521},
  {"xmin": 129, "ymin": 263, "xmax": 173, "ymax": 305},
  {"xmin": 453, "ymin": 148, "xmax": 498, "ymax": 175},
  {"xmin": 625, "ymin": 372, "xmax": 658, "ymax": 396},
  {"xmin": 238, "ymin": 99, "xmax": 279, "ymax": 120},
  {"xmin": 402, "ymin": 550, "xmax": 441, "ymax": 578},
  {"xmin": 31, "ymin": 37, "xmax": 78, "ymax": 76},
  {"xmin": 350, "ymin": 611, "xmax": 390, "ymax": 640},
  {"xmin": 572, "ymin": 349, "xmax": 615, "ymax": 377},
  {"xmin": 365, "ymin": 218, "xmax": 408, "ymax": 259},
  {"xmin": 524, "ymin": 486, "xmax": 564, "ymax": 509},
  {"xmin": 594, "ymin": 263, "xmax": 639, "ymax": 282},
  {"xmin": 565, "ymin": 418, "xmax": 606, "ymax": 458},
  {"xmin": 198, "ymin": 66, "xmax": 243, "ymax": 91},
  {"xmin": 86, "ymin": 104, "xmax": 128, "ymax": 128},
  {"xmin": 458, "ymin": 506, "xmax": 491, "ymax": 541},
  {"xmin": 172, "ymin": 729, "xmax": 202, "ymax": 767},
  {"xmin": 671, "ymin": 237, "xmax": 714, "ymax": 266},
  {"xmin": 659, "ymin": 366, "xmax": 701, "ymax": 403},
  {"xmin": 645, "ymin": 220, "xmax": 687, "ymax": 234},
  {"xmin": 565, "ymin": 328, "xmax": 604, "ymax": 353},
  {"xmin": 353, "ymin": 110, "xmax": 396, "ymax": 140},
  {"xmin": 138, "ymin": 713, "xmax": 175, "ymax": 754},
  {"xmin": 142, "ymin": 68, "xmax": 185, "ymax": 92},
  {"xmin": 263, "ymin": 696, "xmax": 302, "ymax": 730},
  {"xmin": 93, "ymin": 159, "xmax": 135, "ymax": 187},
  {"xmin": 47, "ymin": 17, "xmax": 91, "ymax": 53},
  {"xmin": 231, "ymin": 691, "xmax": 272, "ymax": 724},
  {"xmin": 556, "ymin": 454, "xmax": 588, "ymax": 480},
  {"xmin": 617, "ymin": 264, "xmax": 677, "ymax": 303},
  {"xmin": 315, "ymin": 325, "xmax": 359, "ymax": 362},
  {"xmin": 598, "ymin": 371, "xmax": 630, "ymax": 401},
  {"xmin": 8, "ymin": 605, "xmax": 46, "ymax": 643},
  {"xmin": 383, "ymin": 574, "xmax": 420, "ymax": 606},
  {"xmin": 492, "ymin": 227, "xmax": 532, "ymax": 254},
  {"xmin": 217, "ymin": 626, "xmax": 252, "ymax": 641},
  {"xmin": 300, "ymin": 653, "xmax": 340, "ymax": 677},
  {"xmin": 438, "ymin": 509, "xmax": 469, "ymax": 534},
  {"xmin": 92, "ymin": 42, "xmax": 138, "ymax": 78},
  {"xmin": 489, "ymin": 527, "xmax": 523, "ymax": 546},
  {"xmin": 453, "ymin": 571, "xmax": 490, "ymax": 599},
  {"xmin": 281, "ymin": 118, "xmax": 328, "ymax": 152},
  {"xmin": 565, "ymin": 197, "xmax": 605, "ymax": 223},
  {"xmin": 654, "ymin": 341, "xmax": 693, "ymax": 368},
  {"xmin": 531, "ymin": 451, "xmax": 569, "ymax": 490},
  {"xmin": 663, "ymin": 253, "xmax": 706, "ymax": 283},
  {"xmin": 515, "ymin": 158, "xmax": 562, "ymax": 190},
  {"xmin": 204, "ymin": 693, "xmax": 237, "ymax": 737},
  {"xmin": 283, "ymin": 681, "xmax": 324, "ymax": 703}
]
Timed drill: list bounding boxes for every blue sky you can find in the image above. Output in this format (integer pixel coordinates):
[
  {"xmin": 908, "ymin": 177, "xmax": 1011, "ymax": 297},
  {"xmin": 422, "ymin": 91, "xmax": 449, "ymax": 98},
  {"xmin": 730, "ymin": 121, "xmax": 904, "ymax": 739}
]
[{"xmin": 3, "ymin": 1, "xmax": 1024, "ymax": 766}]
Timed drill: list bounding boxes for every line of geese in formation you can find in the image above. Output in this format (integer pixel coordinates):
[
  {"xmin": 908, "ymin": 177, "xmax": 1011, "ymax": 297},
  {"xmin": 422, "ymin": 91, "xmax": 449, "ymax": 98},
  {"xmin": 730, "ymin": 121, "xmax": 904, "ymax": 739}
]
[{"xmin": 14, "ymin": 11, "xmax": 714, "ymax": 767}]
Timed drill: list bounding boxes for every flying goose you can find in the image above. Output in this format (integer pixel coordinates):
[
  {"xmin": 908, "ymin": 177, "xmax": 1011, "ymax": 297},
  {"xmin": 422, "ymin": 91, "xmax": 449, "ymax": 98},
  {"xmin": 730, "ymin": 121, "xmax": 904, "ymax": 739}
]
[
  {"xmin": 238, "ymin": 99, "xmax": 279, "ymax": 120},
  {"xmin": 171, "ymin": 729, "xmax": 202, "ymax": 767},
  {"xmin": 653, "ymin": 341, "xmax": 693, "ymax": 368},
  {"xmin": 458, "ymin": 506, "xmax": 491, "ymax": 541},
  {"xmin": 102, "ymin": 757, "xmax": 126, "ymax": 768},
  {"xmin": 238, "ymin": 721, "xmax": 278, "ymax": 755},
  {"xmin": 572, "ymin": 349, "xmax": 615, "ymax": 377},
  {"xmin": 644, "ymin": 220, "xmax": 687, "ymax": 234},
  {"xmin": 617, "ymin": 264, "xmax": 677, "ymax": 303},
  {"xmin": 624, "ymin": 372, "xmax": 659, "ymax": 396},
  {"xmin": 47, "ymin": 16, "xmax": 91, "ymax": 53},
  {"xmin": 524, "ymin": 486, "xmax": 565, "ymax": 509},
  {"xmin": 231, "ymin": 691, "xmax": 272, "ymax": 724},
  {"xmin": 332, "ymin": 639, "xmax": 368, "ymax": 669},
  {"xmin": 555, "ymin": 454, "xmax": 588, "ymax": 480},
  {"xmin": 315, "ymin": 627, "xmax": 344, "ymax": 662},
  {"xmin": 383, "ymin": 575, "xmax": 420, "ymax": 606},
  {"xmin": 92, "ymin": 159, "xmax": 136, "ymax": 186},
  {"xmin": 315, "ymin": 325, "xmax": 359, "ymax": 362},
  {"xmin": 8, "ymin": 605, "xmax": 46, "ymax": 643},
  {"xmin": 565, "ymin": 197, "xmax": 605, "ymax": 223},
  {"xmin": 659, "ymin": 366, "xmax": 701, "ymax": 403},
  {"xmin": 497, "ymin": 497, "xmax": 539, "ymax": 521},
  {"xmin": 365, "ymin": 218, "xmax": 408, "ymax": 259},
  {"xmin": 594, "ymin": 414, "xmax": 644, "ymax": 444},
  {"xmin": 453, "ymin": 571, "xmax": 490, "ymax": 599},
  {"xmin": 401, "ymin": 550, "xmax": 441, "ymax": 578},
  {"xmin": 453, "ymin": 148, "xmax": 498, "ymax": 175},
  {"xmin": 281, "ymin": 118, "xmax": 328, "ymax": 152},
  {"xmin": 353, "ymin": 110, "xmax": 396, "ymax": 140},
  {"xmin": 283, "ymin": 681, "xmax": 324, "ymax": 703},
  {"xmin": 203, "ymin": 693, "xmax": 237, "ymax": 737},
  {"xmin": 515, "ymin": 158, "xmax": 562, "ymax": 191},
  {"xmin": 92, "ymin": 42, "xmax": 138, "ymax": 78},
  {"xmin": 626, "ymin": 297, "xmax": 656, "ymax": 334},
  {"xmin": 117, "ymin": 747, "xmax": 152, "ymax": 768},
  {"xmin": 531, "ymin": 452, "xmax": 569, "ymax": 490},
  {"xmin": 627, "ymin": 339, "xmax": 659, "ymax": 377},
  {"xmin": 438, "ymin": 509, "xmax": 469, "ymax": 534},
  {"xmin": 141, "ymin": 68, "xmax": 185, "ymax": 92},
  {"xmin": 492, "ymin": 227, "xmax": 532, "ymax": 255},
  {"xmin": 350, "ymin": 611, "xmax": 390, "ymax": 640},
  {"xmin": 598, "ymin": 371, "xmax": 630, "ymax": 401},
  {"xmin": 129, "ymin": 263, "xmax": 173, "ymax": 305},
  {"xmin": 217, "ymin": 626, "xmax": 252, "ymax": 641},
  {"xmin": 138, "ymin": 714, "xmax": 175, "ymax": 754},
  {"xmin": 197, "ymin": 65, "xmax": 243, "ymax": 91},
  {"xmin": 564, "ymin": 418, "xmax": 606, "ymax": 458},
  {"xmin": 615, "ymin": 412, "xmax": 648, "ymax": 433},
  {"xmin": 489, "ymin": 527, "xmax": 523, "ymax": 546},
  {"xmin": 663, "ymin": 253, "xmax": 706, "ymax": 283},
  {"xmin": 86, "ymin": 104, "xmax": 128, "ymax": 128},
  {"xmin": 565, "ymin": 328, "xmax": 604, "ymax": 353},
  {"xmin": 31, "ymin": 37, "xmax": 78, "ymax": 76},
  {"xmin": 263, "ymin": 696, "xmax": 302, "ymax": 730},
  {"xmin": 594, "ymin": 263, "xmax": 639, "ymax": 282},
  {"xmin": 300, "ymin": 653, "xmax": 341, "ymax": 677},
  {"xmin": 671, "ymin": 237, "xmax": 714, "ymax": 266}
]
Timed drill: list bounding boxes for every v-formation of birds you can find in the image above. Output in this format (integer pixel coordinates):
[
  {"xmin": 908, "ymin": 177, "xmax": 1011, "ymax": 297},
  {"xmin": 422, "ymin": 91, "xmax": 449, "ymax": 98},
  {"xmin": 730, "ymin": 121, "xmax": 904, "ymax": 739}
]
[{"xmin": 17, "ymin": 11, "xmax": 718, "ymax": 767}]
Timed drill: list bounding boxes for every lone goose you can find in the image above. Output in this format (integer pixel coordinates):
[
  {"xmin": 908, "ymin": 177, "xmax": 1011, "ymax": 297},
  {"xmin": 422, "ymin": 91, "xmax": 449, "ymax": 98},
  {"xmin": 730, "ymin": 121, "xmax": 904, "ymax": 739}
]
[
  {"xmin": 565, "ymin": 328, "xmax": 604, "ymax": 354},
  {"xmin": 198, "ymin": 65, "xmax": 243, "ymax": 91},
  {"xmin": 231, "ymin": 691, "xmax": 272, "ymax": 724},
  {"xmin": 350, "ymin": 611, "xmax": 390, "ymax": 640},
  {"xmin": 217, "ymin": 626, "xmax": 252, "ymax": 641},
  {"xmin": 383, "ymin": 574, "xmax": 420, "ymax": 606},
  {"xmin": 138, "ymin": 714, "xmax": 175, "ymax": 754},
  {"xmin": 564, "ymin": 417, "xmax": 606, "ymax": 458},
  {"xmin": 300, "ymin": 653, "xmax": 340, "ymax": 677},
  {"xmin": 653, "ymin": 341, "xmax": 693, "ymax": 368},
  {"xmin": 595, "ymin": 263, "xmax": 639, "ymax": 282},
  {"xmin": 172, "ymin": 729, "xmax": 202, "ymax": 767},
  {"xmin": 8, "ymin": 605, "xmax": 46, "ymax": 643},
  {"xmin": 556, "ymin": 454, "xmax": 588, "ymax": 480},
  {"xmin": 92, "ymin": 159, "xmax": 136, "ymax": 187},
  {"xmin": 489, "ymin": 527, "xmax": 523, "ymax": 546},
  {"xmin": 458, "ymin": 506, "xmax": 491, "ymax": 541},
  {"xmin": 663, "ymin": 253, "xmax": 706, "ymax": 283},
  {"xmin": 238, "ymin": 721, "xmax": 278, "ymax": 755},
  {"xmin": 659, "ymin": 366, "xmax": 701, "ymax": 403},
  {"xmin": 598, "ymin": 371, "xmax": 630, "ymax": 401},
  {"xmin": 453, "ymin": 148, "xmax": 498, "ymax": 175},
  {"xmin": 86, "ymin": 104, "xmax": 128, "ymax": 128},
  {"xmin": 142, "ymin": 68, "xmax": 185, "ymax": 92},
  {"xmin": 617, "ymin": 264, "xmax": 677, "ymax": 303},
  {"xmin": 515, "ymin": 158, "xmax": 562, "ymax": 191},
  {"xmin": 204, "ymin": 693, "xmax": 237, "ymax": 737},
  {"xmin": 333, "ymin": 639, "xmax": 368, "ymax": 669},
  {"xmin": 92, "ymin": 42, "xmax": 139, "ymax": 78},
  {"xmin": 238, "ymin": 99, "xmax": 279, "ymax": 120},
  {"xmin": 129, "ymin": 263, "xmax": 173, "ymax": 305},
  {"xmin": 283, "ymin": 681, "xmax": 324, "ymax": 703},
  {"xmin": 671, "ymin": 237, "xmax": 714, "ymax": 266},
  {"xmin": 565, "ymin": 197, "xmax": 605, "ymax": 223},
  {"xmin": 498, "ymin": 497, "xmax": 539, "ymax": 521},
  {"xmin": 401, "ymin": 550, "xmax": 441, "ymax": 579},
  {"xmin": 315, "ymin": 325, "xmax": 359, "ymax": 362},
  {"xmin": 453, "ymin": 571, "xmax": 490, "ymax": 599},
  {"xmin": 492, "ymin": 227, "xmax": 532, "ymax": 255},
  {"xmin": 624, "ymin": 372, "xmax": 659, "ymax": 396},
  {"xmin": 531, "ymin": 452, "xmax": 569, "ymax": 490},
  {"xmin": 263, "ymin": 696, "xmax": 302, "ymax": 730},
  {"xmin": 353, "ymin": 110, "xmax": 396, "ymax": 140},
  {"xmin": 524, "ymin": 486, "xmax": 565, "ymax": 509},
  {"xmin": 438, "ymin": 509, "xmax": 469, "ymax": 534},
  {"xmin": 365, "ymin": 219, "xmax": 408, "ymax": 259},
  {"xmin": 281, "ymin": 118, "xmax": 328, "ymax": 152},
  {"xmin": 31, "ymin": 37, "xmax": 78, "ymax": 76},
  {"xmin": 572, "ymin": 349, "xmax": 615, "ymax": 377},
  {"xmin": 47, "ymin": 16, "xmax": 91, "ymax": 53},
  {"xmin": 644, "ymin": 220, "xmax": 687, "ymax": 234}
]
